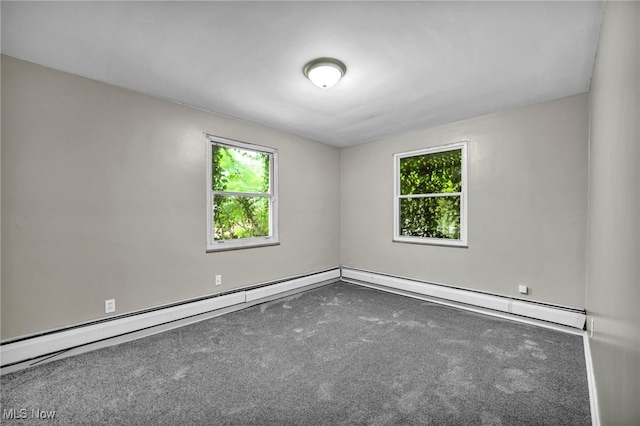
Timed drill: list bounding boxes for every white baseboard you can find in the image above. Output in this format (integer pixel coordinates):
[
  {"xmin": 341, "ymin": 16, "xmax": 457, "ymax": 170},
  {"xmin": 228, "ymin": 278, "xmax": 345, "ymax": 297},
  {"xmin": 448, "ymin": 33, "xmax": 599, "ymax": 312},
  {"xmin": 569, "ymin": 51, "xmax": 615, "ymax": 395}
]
[
  {"xmin": 341, "ymin": 268, "xmax": 586, "ymax": 330},
  {"xmin": 583, "ymin": 334, "xmax": 600, "ymax": 426},
  {"xmin": 0, "ymin": 268, "xmax": 340, "ymax": 369},
  {"xmin": 0, "ymin": 267, "xmax": 585, "ymax": 369},
  {"xmin": 246, "ymin": 270, "xmax": 338, "ymax": 302}
]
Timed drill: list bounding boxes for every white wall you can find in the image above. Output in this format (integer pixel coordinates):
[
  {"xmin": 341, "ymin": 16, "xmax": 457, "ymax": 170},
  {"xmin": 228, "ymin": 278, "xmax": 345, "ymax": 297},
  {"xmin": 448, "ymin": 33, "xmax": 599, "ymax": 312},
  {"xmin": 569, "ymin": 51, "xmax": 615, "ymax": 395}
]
[
  {"xmin": 341, "ymin": 94, "xmax": 589, "ymax": 308},
  {"xmin": 586, "ymin": 1, "xmax": 640, "ymax": 424},
  {"xmin": 1, "ymin": 56, "xmax": 341, "ymax": 339}
]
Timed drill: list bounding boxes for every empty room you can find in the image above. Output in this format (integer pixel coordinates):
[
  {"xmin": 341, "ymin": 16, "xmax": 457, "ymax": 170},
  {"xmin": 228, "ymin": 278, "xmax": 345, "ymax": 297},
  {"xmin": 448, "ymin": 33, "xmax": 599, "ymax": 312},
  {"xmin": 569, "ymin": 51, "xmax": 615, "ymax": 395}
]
[{"xmin": 1, "ymin": 1, "xmax": 638, "ymax": 425}]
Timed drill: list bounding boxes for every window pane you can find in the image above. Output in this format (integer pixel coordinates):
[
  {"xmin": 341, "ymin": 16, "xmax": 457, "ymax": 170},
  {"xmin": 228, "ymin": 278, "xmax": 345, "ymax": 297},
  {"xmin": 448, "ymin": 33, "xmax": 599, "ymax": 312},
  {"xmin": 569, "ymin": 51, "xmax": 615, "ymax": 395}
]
[
  {"xmin": 213, "ymin": 195, "xmax": 270, "ymax": 240},
  {"xmin": 212, "ymin": 145, "xmax": 270, "ymax": 193},
  {"xmin": 399, "ymin": 196, "xmax": 461, "ymax": 239},
  {"xmin": 400, "ymin": 149, "xmax": 462, "ymax": 195}
]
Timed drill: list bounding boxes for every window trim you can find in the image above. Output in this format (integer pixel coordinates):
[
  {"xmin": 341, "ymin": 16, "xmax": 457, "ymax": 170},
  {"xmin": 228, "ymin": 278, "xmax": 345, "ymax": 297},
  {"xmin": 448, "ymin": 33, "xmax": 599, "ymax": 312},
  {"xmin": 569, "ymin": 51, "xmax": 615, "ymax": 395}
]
[
  {"xmin": 393, "ymin": 141, "xmax": 468, "ymax": 247},
  {"xmin": 206, "ymin": 135, "xmax": 279, "ymax": 252}
]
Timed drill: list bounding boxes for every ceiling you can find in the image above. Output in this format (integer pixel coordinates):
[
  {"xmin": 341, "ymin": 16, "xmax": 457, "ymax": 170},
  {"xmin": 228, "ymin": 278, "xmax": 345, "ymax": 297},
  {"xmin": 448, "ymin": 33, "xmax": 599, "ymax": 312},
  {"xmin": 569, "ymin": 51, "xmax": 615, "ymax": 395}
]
[{"xmin": 1, "ymin": 1, "xmax": 604, "ymax": 147}]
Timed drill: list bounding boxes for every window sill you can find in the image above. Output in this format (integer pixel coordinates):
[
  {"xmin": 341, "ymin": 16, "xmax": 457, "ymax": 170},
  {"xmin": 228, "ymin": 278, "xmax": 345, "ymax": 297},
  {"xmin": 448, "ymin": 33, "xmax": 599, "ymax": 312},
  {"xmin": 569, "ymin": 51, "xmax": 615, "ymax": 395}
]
[
  {"xmin": 206, "ymin": 241, "xmax": 280, "ymax": 253},
  {"xmin": 392, "ymin": 238, "xmax": 468, "ymax": 248}
]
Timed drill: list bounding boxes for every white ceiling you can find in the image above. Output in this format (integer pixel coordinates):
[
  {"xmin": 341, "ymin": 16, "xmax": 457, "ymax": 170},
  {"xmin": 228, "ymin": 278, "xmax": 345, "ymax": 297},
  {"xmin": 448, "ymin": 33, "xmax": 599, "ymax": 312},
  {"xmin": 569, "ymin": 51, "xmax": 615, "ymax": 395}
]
[{"xmin": 1, "ymin": 1, "xmax": 604, "ymax": 147}]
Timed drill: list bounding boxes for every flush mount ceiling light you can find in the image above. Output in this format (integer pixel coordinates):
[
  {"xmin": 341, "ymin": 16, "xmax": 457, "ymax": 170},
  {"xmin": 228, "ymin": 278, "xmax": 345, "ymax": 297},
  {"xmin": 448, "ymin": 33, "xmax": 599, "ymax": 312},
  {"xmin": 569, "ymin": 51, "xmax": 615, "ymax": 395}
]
[{"xmin": 303, "ymin": 58, "xmax": 347, "ymax": 89}]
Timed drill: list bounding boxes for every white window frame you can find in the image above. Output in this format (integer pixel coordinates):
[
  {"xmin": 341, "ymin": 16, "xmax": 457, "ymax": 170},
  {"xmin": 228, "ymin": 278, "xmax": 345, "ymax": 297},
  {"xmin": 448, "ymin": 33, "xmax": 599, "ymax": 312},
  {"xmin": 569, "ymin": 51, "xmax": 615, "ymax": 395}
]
[
  {"xmin": 393, "ymin": 141, "xmax": 468, "ymax": 247},
  {"xmin": 206, "ymin": 135, "xmax": 279, "ymax": 252}
]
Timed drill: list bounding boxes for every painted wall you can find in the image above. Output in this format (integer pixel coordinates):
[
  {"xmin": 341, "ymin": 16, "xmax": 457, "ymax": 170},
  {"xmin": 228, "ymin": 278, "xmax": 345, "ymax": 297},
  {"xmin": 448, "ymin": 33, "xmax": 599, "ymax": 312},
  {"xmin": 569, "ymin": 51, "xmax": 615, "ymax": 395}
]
[
  {"xmin": 341, "ymin": 94, "xmax": 589, "ymax": 308},
  {"xmin": 586, "ymin": 1, "xmax": 640, "ymax": 424},
  {"xmin": 1, "ymin": 56, "xmax": 341, "ymax": 339}
]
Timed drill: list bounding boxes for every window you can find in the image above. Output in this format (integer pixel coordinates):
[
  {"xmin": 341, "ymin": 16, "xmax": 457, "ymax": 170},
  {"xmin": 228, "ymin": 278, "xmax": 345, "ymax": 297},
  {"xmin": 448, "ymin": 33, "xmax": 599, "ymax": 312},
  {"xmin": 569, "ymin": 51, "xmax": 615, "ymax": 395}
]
[
  {"xmin": 394, "ymin": 141, "xmax": 467, "ymax": 247},
  {"xmin": 206, "ymin": 135, "xmax": 278, "ymax": 251}
]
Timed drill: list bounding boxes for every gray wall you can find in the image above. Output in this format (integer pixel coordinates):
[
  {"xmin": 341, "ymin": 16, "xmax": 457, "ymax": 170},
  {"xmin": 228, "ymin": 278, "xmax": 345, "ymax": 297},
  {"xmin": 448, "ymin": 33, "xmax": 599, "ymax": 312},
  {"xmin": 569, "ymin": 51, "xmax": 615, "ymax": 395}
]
[
  {"xmin": 1, "ymin": 56, "xmax": 341, "ymax": 339},
  {"xmin": 341, "ymin": 94, "xmax": 589, "ymax": 308},
  {"xmin": 586, "ymin": 1, "xmax": 640, "ymax": 424}
]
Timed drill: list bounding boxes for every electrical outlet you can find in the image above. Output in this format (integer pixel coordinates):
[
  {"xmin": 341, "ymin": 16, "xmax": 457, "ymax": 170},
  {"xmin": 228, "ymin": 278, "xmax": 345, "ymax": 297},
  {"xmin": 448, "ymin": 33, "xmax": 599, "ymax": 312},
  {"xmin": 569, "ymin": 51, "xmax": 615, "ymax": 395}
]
[
  {"xmin": 590, "ymin": 319, "xmax": 595, "ymax": 337},
  {"xmin": 105, "ymin": 299, "xmax": 116, "ymax": 314},
  {"xmin": 215, "ymin": 275, "xmax": 222, "ymax": 286},
  {"xmin": 518, "ymin": 284, "xmax": 528, "ymax": 295}
]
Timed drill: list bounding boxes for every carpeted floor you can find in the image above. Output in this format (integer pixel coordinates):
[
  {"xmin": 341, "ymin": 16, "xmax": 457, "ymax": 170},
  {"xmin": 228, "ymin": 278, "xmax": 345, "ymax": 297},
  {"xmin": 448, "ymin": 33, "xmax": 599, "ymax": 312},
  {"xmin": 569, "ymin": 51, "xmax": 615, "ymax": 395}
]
[{"xmin": 1, "ymin": 282, "xmax": 591, "ymax": 425}]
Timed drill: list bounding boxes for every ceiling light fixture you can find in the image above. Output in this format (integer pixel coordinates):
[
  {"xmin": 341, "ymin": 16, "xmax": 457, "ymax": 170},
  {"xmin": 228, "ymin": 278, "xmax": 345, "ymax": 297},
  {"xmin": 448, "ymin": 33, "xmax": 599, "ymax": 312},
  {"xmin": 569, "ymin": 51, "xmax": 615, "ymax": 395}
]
[{"xmin": 303, "ymin": 58, "xmax": 347, "ymax": 89}]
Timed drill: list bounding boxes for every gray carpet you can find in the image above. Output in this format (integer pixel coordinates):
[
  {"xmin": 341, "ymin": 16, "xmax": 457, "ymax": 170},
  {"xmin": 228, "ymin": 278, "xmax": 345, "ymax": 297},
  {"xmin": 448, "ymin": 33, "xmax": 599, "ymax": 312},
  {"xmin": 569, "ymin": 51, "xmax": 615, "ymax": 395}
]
[{"xmin": 1, "ymin": 282, "xmax": 591, "ymax": 425}]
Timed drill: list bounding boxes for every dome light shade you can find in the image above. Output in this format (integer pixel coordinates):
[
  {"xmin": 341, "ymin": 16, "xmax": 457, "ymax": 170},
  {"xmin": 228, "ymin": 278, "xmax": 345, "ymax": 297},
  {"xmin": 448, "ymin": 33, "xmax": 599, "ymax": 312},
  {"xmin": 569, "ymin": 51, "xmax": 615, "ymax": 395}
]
[{"xmin": 303, "ymin": 58, "xmax": 346, "ymax": 89}]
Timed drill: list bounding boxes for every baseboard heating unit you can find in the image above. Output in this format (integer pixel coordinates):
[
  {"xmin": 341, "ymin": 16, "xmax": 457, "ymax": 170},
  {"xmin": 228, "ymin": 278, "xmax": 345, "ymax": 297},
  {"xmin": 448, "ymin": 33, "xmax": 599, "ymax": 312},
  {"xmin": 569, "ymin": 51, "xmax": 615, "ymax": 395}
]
[
  {"xmin": 1, "ymin": 267, "xmax": 587, "ymax": 371},
  {"xmin": 1, "ymin": 268, "xmax": 341, "ymax": 370},
  {"xmin": 341, "ymin": 268, "xmax": 586, "ymax": 331}
]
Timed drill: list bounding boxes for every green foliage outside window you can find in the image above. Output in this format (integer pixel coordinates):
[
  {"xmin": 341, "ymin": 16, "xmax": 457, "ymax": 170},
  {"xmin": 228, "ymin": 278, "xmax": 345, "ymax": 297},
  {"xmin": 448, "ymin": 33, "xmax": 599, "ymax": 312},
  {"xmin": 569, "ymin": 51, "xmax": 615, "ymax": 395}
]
[
  {"xmin": 212, "ymin": 145, "xmax": 271, "ymax": 240},
  {"xmin": 399, "ymin": 149, "xmax": 462, "ymax": 240}
]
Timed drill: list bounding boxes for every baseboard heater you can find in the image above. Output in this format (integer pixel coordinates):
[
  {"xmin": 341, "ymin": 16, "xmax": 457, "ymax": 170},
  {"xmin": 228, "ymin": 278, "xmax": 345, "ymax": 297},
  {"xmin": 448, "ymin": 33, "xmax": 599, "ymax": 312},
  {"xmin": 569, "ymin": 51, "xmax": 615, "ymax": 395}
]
[
  {"xmin": 341, "ymin": 268, "xmax": 586, "ymax": 330},
  {"xmin": 0, "ymin": 268, "xmax": 341, "ymax": 368}
]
